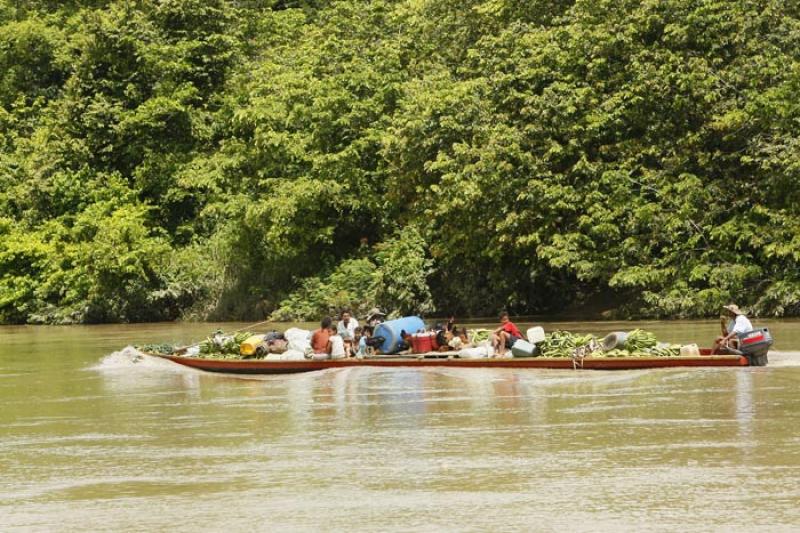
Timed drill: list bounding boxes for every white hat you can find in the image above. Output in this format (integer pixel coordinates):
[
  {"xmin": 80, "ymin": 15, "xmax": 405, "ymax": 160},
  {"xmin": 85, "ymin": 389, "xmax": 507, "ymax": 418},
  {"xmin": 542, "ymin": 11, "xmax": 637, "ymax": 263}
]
[{"xmin": 722, "ymin": 304, "xmax": 744, "ymax": 315}]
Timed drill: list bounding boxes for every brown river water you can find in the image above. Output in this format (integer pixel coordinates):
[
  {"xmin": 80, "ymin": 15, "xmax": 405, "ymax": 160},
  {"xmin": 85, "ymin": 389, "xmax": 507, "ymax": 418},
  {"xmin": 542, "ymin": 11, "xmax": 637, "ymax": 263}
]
[{"xmin": 2, "ymin": 319, "xmax": 800, "ymax": 531}]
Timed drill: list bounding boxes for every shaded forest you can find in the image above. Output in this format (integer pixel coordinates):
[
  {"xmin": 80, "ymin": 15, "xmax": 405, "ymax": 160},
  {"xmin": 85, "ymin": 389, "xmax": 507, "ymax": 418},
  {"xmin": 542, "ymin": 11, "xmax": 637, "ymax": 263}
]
[{"xmin": 1, "ymin": 0, "xmax": 800, "ymax": 324}]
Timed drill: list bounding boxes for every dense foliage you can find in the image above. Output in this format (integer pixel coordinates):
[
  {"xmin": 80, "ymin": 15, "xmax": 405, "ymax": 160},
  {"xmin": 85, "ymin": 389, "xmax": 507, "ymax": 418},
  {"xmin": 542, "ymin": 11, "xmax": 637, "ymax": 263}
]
[{"xmin": 2, "ymin": 0, "xmax": 800, "ymax": 323}]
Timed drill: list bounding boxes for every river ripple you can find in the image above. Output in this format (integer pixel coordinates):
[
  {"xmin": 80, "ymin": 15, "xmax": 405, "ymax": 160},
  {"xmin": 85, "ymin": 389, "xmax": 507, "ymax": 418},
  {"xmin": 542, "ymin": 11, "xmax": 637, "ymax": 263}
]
[{"xmin": 2, "ymin": 321, "xmax": 800, "ymax": 531}]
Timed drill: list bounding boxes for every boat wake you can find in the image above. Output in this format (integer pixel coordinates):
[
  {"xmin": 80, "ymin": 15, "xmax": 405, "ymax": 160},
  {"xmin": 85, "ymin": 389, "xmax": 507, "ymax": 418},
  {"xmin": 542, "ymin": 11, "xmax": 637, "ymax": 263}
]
[
  {"xmin": 763, "ymin": 351, "xmax": 800, "ymax": 367},
  {"xmin": 90, "ymin": 346, "xmax": 193, "ymax": 373}
]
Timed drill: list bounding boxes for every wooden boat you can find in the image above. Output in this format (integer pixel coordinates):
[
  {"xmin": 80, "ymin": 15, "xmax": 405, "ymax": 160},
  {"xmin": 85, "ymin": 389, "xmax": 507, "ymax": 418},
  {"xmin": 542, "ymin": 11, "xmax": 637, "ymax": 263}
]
[{"xmin": 151, "ymin": 349, "xmax": 752, "ymax": 375}]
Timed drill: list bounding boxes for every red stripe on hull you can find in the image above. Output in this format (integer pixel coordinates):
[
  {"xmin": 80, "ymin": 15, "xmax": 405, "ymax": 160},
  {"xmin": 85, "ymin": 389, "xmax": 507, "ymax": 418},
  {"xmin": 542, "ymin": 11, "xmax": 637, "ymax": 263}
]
[{"xmin": 154, "ymin": 354, "xmax": 750, "ymax": 374}]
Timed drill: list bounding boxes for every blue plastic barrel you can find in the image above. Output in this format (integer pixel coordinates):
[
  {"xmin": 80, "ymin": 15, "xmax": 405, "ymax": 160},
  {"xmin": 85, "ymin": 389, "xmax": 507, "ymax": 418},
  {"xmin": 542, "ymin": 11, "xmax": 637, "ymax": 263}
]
[{"xmin": 373, "ymin": 316, "xmax": 426, "ymax": 354}]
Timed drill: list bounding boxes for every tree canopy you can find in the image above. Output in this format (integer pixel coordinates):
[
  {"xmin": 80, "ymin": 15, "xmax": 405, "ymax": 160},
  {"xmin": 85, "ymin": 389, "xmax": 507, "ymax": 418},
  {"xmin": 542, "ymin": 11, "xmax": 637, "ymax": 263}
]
[{"xmin": 1, "ymin": 0, "xmax": 800, "ymax": 323}]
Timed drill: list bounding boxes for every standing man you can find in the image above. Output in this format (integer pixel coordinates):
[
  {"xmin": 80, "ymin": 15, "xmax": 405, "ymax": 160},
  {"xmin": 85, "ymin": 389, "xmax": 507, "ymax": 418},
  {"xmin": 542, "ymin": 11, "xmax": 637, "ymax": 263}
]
[
  {"xmin": 492, "ymin": 311, "xmax": 523, "ymax": 357},
  {"xmin": 712, "ymin": 304, "xmax": 753, "ymax": 354}
]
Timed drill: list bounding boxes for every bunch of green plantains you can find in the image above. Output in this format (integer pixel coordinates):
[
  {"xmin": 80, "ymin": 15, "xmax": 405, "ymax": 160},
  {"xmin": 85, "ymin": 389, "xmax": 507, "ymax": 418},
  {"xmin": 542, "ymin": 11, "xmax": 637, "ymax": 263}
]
[
  {"xmin": 538, "ymin": 329, "xmax": 681, "ymax": 358},
  {"xmin": 138, "ymin": 331, "xmax": 256, "ymax": 359},
  {"xmin": 198, "ymin": 331, "xmax": 254, "ymax": 356}
]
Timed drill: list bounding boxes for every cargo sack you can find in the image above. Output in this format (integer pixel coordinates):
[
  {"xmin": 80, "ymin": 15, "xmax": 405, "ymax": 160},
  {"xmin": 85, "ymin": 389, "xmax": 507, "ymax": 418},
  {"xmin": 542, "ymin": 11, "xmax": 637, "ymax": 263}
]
[{"xmin": 458, "ymin": 346, "xmax": 493, "ymax": 359}]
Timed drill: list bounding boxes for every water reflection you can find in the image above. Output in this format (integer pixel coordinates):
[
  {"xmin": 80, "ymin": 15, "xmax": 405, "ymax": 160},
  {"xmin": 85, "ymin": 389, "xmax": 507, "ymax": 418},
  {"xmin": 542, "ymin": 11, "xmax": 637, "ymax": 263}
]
[{"xmin": 735, "ymin": 371, "xmax": 754, "ymax": 443}]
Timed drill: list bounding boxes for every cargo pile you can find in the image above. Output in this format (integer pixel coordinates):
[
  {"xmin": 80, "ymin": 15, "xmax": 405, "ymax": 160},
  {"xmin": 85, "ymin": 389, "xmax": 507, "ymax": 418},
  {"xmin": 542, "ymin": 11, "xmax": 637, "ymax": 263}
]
[
  {"xmin": 199, "ymin": 331, "xmax": 254, "ymax": 355},
  {"xmin": 538, "ymin": 329, "xmax": 681, "ymax": 358},
  {"xmin": 137, "ymin": 324, "xmax": 687, "ymax": 361},
  {"xmin": 138, "ymin": 343, "xmax": 175, "ymax": 355}
]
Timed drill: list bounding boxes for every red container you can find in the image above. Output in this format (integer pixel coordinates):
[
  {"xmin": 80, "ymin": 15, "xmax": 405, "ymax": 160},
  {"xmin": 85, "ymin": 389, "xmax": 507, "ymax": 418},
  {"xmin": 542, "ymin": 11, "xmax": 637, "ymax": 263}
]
[{"xmin": 411, "ymin": 333, "xmax": 434, "ymax": 354}]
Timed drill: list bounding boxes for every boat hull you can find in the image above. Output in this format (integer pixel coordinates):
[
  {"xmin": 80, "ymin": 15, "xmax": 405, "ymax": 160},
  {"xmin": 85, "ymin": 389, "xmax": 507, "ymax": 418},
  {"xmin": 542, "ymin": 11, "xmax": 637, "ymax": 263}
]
[{"xmin": 153, "ymin": 353, "xmax": 750, "ymax": 375}]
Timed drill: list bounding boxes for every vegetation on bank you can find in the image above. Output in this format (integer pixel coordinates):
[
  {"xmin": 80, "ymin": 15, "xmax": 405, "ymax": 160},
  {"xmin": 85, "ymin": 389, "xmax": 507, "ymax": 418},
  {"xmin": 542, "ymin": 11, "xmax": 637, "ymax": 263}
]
[{"xmin": 1, "ymin": 0, "xmax": 800, "ymax": 324}]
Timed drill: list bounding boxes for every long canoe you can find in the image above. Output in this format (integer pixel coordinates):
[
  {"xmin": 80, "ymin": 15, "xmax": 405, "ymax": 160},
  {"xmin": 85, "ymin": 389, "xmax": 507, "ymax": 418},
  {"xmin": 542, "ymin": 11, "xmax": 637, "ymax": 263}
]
[{"xmin": 151, "ymin": 351, "xmax": 751, "ymax": 375}]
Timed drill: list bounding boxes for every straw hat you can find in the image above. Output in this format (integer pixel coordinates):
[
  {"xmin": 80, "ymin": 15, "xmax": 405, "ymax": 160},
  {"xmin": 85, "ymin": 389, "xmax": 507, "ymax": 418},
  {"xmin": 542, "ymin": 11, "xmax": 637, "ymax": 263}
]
[
  {"xmin": 366, "ymin": 307, "xmax": 386, "ymax": 321},
  {"xmin": 722, "ymin": 304, "xmax": 744, "ymax": 315}
]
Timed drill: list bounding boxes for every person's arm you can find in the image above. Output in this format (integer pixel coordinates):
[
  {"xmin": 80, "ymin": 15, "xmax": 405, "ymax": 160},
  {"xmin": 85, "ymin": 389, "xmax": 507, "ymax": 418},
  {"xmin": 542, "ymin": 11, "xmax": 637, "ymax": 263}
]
[{"xmin": 721, "ymin": 321, "xmax": 740, "ymax": 343}]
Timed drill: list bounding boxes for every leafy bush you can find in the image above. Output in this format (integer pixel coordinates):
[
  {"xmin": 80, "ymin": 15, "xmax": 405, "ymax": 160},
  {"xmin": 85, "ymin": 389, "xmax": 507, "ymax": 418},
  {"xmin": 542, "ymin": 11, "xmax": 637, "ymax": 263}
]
[{"xmin": 3, "ymin": 0, "xmax": 800, "ymax": 322}]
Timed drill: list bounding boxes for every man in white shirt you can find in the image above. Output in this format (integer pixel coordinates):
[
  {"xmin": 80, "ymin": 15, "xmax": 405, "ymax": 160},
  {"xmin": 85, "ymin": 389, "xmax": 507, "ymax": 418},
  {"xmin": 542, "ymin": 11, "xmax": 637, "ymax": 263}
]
[
  {"xmin": 337, "ymin": 309, "xmax": 358, "ymax": 356},
  {"xmin": 712, "ymin": 304, "xmax": 753, "ymax": 354}
]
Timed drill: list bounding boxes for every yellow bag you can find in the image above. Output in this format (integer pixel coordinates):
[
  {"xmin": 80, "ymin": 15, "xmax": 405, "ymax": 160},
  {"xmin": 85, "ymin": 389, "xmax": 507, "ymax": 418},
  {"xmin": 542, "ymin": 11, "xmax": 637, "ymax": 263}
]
[{"xmin": 240, "ymin": 335, "xmax": 266, "ymax": 356}]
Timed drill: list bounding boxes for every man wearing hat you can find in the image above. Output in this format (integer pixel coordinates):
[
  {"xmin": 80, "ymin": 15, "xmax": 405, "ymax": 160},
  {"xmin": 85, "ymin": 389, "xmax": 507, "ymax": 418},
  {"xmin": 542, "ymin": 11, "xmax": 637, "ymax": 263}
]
[
  {"xmin": 712, "ymin": 304, "xmax": 753, "ymax": 354},
  {"xmin": 365, "ymin": 307, "xmax": 386, "ymax": 328}
]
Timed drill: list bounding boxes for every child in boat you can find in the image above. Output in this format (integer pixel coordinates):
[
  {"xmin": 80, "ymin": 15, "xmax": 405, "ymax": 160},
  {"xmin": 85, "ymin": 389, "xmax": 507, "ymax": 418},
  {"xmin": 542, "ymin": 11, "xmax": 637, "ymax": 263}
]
[
  {"xmin": 447, "ymin": 327, "xmax": 470, "ymax": 350},
  {"xmin": 492, "ymin": 311, "xmax": 523, "ymax": 357},
  {"xmin": 354, "ymin": 326, "xmax": 368, "ymax": 358},
  {"xmin": 363, "ymin": 326, "xmax": 383, "ymax": 354},
  {"xmin": 396, "ymin": 330, "xmax": 413, "ymax": 354},
  {"xmin": 327, "ymin": 324, "xmax": 347, "ymax": 359}
]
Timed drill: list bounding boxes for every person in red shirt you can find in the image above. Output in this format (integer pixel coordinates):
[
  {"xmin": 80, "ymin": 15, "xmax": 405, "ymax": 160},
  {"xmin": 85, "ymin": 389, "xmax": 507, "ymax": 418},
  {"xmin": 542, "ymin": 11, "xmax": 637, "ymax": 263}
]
[
  {"xmin": 311, "ymin": 316, "xmax": 333, "ymax": 355},
  {"xmin": 492, "ymin": 311, "xmax": 523, "ymax": 357}
]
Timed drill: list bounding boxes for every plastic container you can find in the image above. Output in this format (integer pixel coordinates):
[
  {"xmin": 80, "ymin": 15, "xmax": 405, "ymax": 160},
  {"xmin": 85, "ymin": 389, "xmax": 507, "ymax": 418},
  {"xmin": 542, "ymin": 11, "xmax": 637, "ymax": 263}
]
[
  {"xmin": 601, "ymin": 331, "xmax": 628, "ymax": 351},
  {"xmin": 373, "ymin": 316, "xmax": 426, "ymax": 354},
  {"xmin": 511, "ymin": 339, "xmax": 537, "ymax": 358},
  {"xmin": 411, "ymin": 332, "xmax": 435, "ymax": 354},
  {"xmin": 527, "ymin": 327, "xmax": 545, "ymax": 344},
  {"xmin": 680, "ymin": 343, "xmax": 700, "ymax": 356}
]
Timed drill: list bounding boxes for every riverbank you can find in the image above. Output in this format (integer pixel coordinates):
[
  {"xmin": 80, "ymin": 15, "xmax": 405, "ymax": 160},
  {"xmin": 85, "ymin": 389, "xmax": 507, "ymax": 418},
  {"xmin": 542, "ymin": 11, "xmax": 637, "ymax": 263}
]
[{"xmin": 3, "ymin": 317, "xmax": 799, "ymax": 351}]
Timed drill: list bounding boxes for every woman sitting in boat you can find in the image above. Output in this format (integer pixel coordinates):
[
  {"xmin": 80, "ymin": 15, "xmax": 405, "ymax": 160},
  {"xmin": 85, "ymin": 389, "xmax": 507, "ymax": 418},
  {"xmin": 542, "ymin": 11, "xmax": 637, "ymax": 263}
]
[
  {"xmin": 492, "ymin": 311, "xmax": 523, "ymax": 357},
  {"xmin": 311, "ymin": 317, "xmax": 333, "ymax": 357},
  {"xmin": 711, "ymin": 304, "xmax": 753, "ymax": 354}
]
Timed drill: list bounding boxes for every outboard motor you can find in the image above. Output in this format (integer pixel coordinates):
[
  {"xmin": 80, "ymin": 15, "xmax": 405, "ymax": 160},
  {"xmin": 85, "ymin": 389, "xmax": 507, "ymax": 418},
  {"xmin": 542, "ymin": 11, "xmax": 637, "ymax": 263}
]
[{"xmin": 729, "ymin": 328, "xmax": 773, "ymax": 366}]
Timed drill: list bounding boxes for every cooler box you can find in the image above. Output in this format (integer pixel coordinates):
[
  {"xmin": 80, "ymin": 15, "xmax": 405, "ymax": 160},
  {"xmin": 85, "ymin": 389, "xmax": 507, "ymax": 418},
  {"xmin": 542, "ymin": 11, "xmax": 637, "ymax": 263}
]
[
  {"xmin": 411, "ymin": 332, "xmax": 435, "ymax": 354},
  {"xmin": 511, "ymin": 339, "xmax": 537, "ymax": 358}
]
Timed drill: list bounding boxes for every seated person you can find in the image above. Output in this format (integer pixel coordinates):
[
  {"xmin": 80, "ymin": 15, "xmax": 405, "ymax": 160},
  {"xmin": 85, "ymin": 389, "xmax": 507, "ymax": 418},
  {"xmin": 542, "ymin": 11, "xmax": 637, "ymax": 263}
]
[
  {"xmin": 447, "ymin": 327, "xmax": 470, "ymax": 350},
  {"xmin": 433, "ymin": 316, "xmax": 457, "ymax": 351},
  {"xmin": 311, "ymin": 317, "xmax": 333, "ymax": 356},
  {"xmin": 365, "ymin": 307, "xmax": 386, "ymax": 328},
  {"xmin": 354, "ymin": 326, "xmax": 367, "ymax": 357},
  {"xmin": 492, "ymin": 311, "xmax": 523, "ymax": 357},
  {"xmin": 337, "ymin": 309, "xmax": 359, "ymax": 355},
  {"xmin": 363, "ymin": 326, "xmax": 384, "ymax": 354},
  {"xmin": 327, "ymin": 326, "xmax": 347, "ymax": 359},
  {"xmin": 712, "ymin": 304, "xmax": 753, "ymax": 354},
  {"xmin": 397, "ymin": 330, "xmax": 413, "ymax": 354}
]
